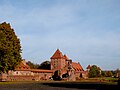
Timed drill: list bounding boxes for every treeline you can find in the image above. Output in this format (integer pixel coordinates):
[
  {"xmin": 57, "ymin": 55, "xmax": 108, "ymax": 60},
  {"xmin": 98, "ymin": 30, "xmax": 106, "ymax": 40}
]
[
  {"xmin": 101, "ymin": 69, "xmax": 120, "ymax": 77},
  {"xmin": 88, "ymin": 65, "xmax": 120, "ymax": 78},
  {"xmin": 26, "ymin": 60, "xmax": 51, "ymax": 70}
]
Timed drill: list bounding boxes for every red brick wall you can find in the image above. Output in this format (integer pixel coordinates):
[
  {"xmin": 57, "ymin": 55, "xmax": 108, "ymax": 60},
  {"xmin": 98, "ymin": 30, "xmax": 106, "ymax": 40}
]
[
  {"xmin": 7, "ymin": 75, "xmax": 39, "ymax": 81},
  {"xmin": 7, "ymin": 71, "xmax": 53, "ymax": 81}
]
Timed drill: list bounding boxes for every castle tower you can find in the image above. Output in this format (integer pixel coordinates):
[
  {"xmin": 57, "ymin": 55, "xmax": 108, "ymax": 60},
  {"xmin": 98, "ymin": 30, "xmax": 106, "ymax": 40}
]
[{"xmin": 50, "ymin": 49, "xmax": 66, "ymax": 71}]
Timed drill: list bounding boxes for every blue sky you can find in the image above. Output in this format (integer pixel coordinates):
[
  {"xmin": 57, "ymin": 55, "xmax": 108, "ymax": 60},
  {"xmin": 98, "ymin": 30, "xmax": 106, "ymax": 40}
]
[{"xmin": 0, "ymin": 0, "xmax": 120, "ymax": 70}]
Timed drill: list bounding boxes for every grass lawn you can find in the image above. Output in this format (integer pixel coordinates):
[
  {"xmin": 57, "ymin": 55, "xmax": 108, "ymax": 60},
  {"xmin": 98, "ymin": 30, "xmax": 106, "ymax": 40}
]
[
  {"xmin": 0, "ymin": 81, "xmax": 61, "ymax": 90},
  {"xmin": 76, "ymin": 77, "xmax": 119, "ymax": 84}
]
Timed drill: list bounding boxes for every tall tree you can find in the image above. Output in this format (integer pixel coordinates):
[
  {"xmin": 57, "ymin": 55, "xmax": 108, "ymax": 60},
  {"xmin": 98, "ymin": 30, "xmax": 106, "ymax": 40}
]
[
  {"xmin": 0, "ymin": 22, "xmax": 22, "ymax": 73},
  {"xmin": 88, "ymin": 65, "xmax": 100, "ymax": 78}
]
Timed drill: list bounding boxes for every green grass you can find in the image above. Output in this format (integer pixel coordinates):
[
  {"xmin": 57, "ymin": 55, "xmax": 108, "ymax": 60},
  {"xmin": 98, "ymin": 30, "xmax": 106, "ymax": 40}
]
[
  {"xmin": 0, "ymin": 81, "xmax": 51, "ymax": 90},
  {"xmin": 0, "ymin": 81, "xmax": 44, "ymax": 84},
  {"xmin": 77, "ymin": 77, "xmax": 119, "ymax": 84},
  {"xmin": 0, "ymin": 77, "xmax": 118, "ymax": 85}
]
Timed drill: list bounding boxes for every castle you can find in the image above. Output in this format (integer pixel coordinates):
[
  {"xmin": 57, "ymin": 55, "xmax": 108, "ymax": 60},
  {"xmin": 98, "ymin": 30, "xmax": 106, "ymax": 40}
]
[
  {"xmin": 50, "ymin": 49, "xmax": 87, "ymax": 80},
  {"xmin": 0, "ymin": 49, "xmax": 88, "ymax": 81}
]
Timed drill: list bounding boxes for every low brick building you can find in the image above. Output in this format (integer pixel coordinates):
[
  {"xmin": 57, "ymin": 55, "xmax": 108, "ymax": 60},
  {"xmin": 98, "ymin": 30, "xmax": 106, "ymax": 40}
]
[{"xmin": 7, "ymin": 60, "xmax": 54, "ymax": 81}]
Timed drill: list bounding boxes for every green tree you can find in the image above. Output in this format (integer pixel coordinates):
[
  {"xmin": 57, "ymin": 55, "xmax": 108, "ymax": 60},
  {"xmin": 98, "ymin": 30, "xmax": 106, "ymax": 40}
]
[
  {"xmin": 88, "ymin": 65, "xmax": 100, "ymax": 78},
  {"xmin": 38, "ymin": 61, "xmax": 51, "ymax": 70},
  {"xmin": 26, "ymin": 61, "xmax": 39, "ymax": 69},
  {"xmin": 101, "ymin": 71, "xmax": 106, "ymax": 77},
  {"xmin": 106, "ymin": 71, "xmax": 113, "ymax": 77},
  {"xmin": 0, "ymin": 22, "xmax": 22, "ymax": 73}
]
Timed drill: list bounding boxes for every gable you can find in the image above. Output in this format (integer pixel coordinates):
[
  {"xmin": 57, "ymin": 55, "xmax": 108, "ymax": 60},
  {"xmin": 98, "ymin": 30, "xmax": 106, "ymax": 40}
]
[
  {"xmin": 15, "ymin": 60, "xmax": 30, "ymax": 70},
  {"xmin": 50, "ymin": 49, "xmax": 63, "ymax": 59}
]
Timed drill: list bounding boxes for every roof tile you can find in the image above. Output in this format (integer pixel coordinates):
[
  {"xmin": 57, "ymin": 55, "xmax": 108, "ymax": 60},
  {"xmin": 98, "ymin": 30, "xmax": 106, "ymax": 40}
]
[
  {"xmin": 51, "ymin": 49, "xmax": 63, "ymax": 59},
  {"xmin": 72, "ymin": 62, "xmax": 84, "ymax": 71},
  {"xmin": 87, "ymin": 65, "xmax": 91, "ymax": 69},
  {"xmin": 63, "ymin": 54, "xmax": 69, "ymax": 60}
]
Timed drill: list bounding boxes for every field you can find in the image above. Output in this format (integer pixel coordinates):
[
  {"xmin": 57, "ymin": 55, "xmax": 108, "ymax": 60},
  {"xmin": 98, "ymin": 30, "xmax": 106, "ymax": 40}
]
[{"xmin": 0, "ymin": 80, "xmax": 119, "ymax": 90}]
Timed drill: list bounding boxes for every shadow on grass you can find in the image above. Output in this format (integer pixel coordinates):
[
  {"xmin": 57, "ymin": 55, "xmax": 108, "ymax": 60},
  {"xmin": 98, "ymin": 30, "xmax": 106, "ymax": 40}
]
[
  {"xmin": 42, "ymin": 82, "xmax": 119, "ymax": 90},
  {"xmin": 0, "ymin": 81, "xmax": 119, "ymax": 90}
]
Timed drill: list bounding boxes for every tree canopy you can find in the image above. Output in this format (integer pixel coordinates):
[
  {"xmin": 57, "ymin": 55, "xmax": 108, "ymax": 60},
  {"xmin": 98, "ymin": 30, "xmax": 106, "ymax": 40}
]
[
  {"xmin": 0, "ymin": 22, "xmax": 22, "ymax": 73},
  {"xmin": 26, "ymin": 60, "xmax": 51, "ymax": 70},
  {"xmin": 88, "ymin": 65, "xmax": 100, "ymax": 78},
  {"xmin": 26, "ymin": 61, "xmax": 39, "ymax": 69},
  {"xmin": 38, "ymin": 61, "xmax": 51, "ymax": 70}
]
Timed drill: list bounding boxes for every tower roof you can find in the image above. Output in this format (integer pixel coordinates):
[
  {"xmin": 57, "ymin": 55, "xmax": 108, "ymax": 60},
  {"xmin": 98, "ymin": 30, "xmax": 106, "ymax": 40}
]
[
  {"xmin": 50, "ymin": 49, "xmax": 63, "ymax": 59},
  {"xmin": 98, "ymin": 67, "xmax": 101, "ymax": 70},
  {"xmin": 86, "ymin": 65, "xmax": 91, "ymax": 69},
  {"xmin": 63, "ymin": 54, "xmax": 69, "ymax": 60}
]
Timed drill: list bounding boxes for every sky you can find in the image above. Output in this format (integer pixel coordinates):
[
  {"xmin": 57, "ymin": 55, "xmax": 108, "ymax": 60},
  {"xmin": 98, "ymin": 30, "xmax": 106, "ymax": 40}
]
[{"xmin": 0, "ymin": 0, "xmax": 120, "ymax": 70}]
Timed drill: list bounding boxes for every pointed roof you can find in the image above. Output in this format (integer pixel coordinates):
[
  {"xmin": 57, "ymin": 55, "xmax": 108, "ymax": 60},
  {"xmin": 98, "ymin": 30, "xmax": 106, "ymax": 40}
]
[
  {"xmin": 72, "ymin": 62, "xmax": 84, "ymax": 71},
  {"xmin": 15, "ymin": 60, "xmax": 30, "ymax": 70},
  {"xmin": 63, "ymin": 54, "xmax": 69, "ymax": 60},
  {"xmin": 87, "ymin": 65, "xmax": 91, "ymax": 69},
  {"xmin": 98, "ymin": 67, "xmax": 101, "ymax": 70},
  {"xmin": 50, "ymin": 49, "xmax": 63, "ymax": 59}
]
